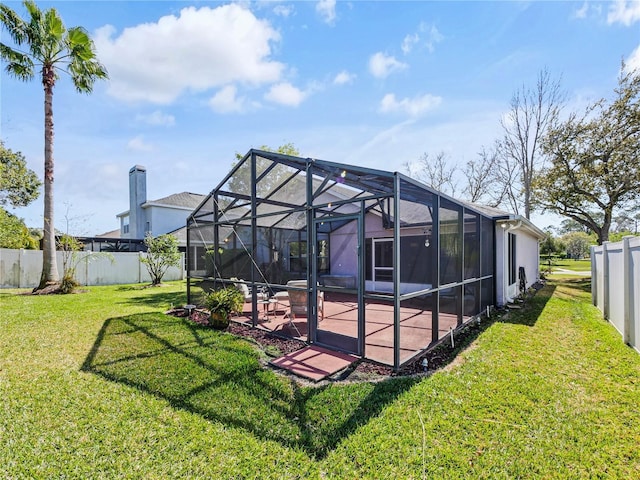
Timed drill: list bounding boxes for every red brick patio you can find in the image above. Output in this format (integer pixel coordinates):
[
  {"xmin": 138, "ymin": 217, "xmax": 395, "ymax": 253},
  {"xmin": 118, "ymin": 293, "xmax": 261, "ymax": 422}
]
[
  {"xmin": 270, "ymin": 345, "xmax": 359, "ymax": 381},
  {"xmin": 235, "ymin": 292, "xmax": 460, "ymax": 366}
]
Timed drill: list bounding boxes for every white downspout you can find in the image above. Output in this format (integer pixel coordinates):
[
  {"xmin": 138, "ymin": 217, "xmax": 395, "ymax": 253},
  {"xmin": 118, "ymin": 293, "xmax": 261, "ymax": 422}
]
[{"xmin": 501, "ymin": 219, "xmax": 521, "ymax": 305}]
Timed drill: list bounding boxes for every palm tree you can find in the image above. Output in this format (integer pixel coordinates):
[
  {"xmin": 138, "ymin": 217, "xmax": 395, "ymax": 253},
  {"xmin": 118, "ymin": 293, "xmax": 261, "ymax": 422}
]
[{"xmin": 0, "ymin": 1, "xmax": 107, "ymax": 290}]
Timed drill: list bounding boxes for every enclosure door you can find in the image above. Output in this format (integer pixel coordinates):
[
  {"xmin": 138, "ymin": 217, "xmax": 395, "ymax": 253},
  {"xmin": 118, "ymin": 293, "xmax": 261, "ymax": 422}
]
[{"xmin": 313, "ymin": 214, "xmax": 363, "ymax": 355}]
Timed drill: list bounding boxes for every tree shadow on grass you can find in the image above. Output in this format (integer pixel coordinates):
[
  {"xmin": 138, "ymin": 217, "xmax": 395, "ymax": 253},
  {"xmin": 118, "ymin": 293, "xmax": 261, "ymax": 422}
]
[
  {"xmin": 117, "ymin": 289, "xmax": 188, "ymax": 310},
  {"xmin": 81, "ymin": 313, "xmax": 419, "ymax": 459},
  {"xmin": 496, "ymin": 282, "xmax": 557, "ymax": 327},
  {"xmin": 560, "ymin": 277, "xmax": 591, "ymax": 294}
]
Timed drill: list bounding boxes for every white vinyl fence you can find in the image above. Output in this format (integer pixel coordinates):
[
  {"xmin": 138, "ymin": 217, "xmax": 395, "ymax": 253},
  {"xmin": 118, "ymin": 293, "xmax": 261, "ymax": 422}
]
[
  {"xmin": 0, "ymin": 248, "xmax": 185, "ymax": 289},
  {"xmin": 591, "ymin": 236, "xmax": 640, "ymax": 352}
]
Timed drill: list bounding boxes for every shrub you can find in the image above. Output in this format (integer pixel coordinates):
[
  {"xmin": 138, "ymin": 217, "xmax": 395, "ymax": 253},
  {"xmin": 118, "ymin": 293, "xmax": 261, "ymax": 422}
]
[
  {"xmin": 140, "ymin": 234, "xmax": 181, "ymax": 286},
  {"xmin": 203, "ymin": 287, "xmax": 244, "ymax": 329}
]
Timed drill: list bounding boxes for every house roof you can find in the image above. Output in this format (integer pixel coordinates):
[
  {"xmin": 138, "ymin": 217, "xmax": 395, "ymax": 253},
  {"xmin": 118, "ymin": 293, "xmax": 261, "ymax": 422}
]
[
  {"xmin": 143, "ymin": 192, "xmax": 206, "ymax": 210},
  {"xmin": 167, "ymin": 225, "xmax": 187, "ymax": 244},
  {"xmin": 95, "ymin": 228, "xmax": 121, "ymax": 238},
  {"xmin": 459, "ymin": 201, "xmax": 511, "ymax": 218},
  {"xmin": 496, "ymin": 216, "xmax": 547, "ymax": 240},
  {"xmin": 117, "ymin": 192, "xmax": 206, "ymax": 217}
]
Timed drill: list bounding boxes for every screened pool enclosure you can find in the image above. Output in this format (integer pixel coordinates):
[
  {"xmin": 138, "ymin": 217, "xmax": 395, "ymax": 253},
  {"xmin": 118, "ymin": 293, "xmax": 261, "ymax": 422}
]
[{"xmin": 187, "ymin": 149, "xmax": 496, "ymax": 370}]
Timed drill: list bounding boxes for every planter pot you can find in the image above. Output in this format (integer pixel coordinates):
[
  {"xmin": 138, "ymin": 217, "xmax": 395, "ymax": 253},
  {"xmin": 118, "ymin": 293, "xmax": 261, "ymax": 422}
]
[{"xmin": 209, "ymin": 312, "xmax": 230, "ymax": 330}]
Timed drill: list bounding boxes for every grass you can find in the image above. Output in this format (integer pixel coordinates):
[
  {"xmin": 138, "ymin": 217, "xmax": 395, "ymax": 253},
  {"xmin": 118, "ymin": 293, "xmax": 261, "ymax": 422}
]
[
  {"xmin": 1, "ymin": 279, "xmax": 639, "ymax": 478},
  {"xmin": 540, "ymin": 257, "xmax": 592, "ymax": 273}
]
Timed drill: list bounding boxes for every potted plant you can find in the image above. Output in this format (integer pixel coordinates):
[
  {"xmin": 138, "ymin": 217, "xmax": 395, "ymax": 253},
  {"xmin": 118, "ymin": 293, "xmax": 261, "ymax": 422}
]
[{"xmin": 203, "ymin": 286, "xmax": 244, "ymax": 329}]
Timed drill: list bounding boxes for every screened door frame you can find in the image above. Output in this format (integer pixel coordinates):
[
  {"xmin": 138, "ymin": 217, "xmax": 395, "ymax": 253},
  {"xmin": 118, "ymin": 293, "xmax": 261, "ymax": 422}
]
[{"xmin": 310, "ymin": 211, "xmax": 365, "ymax": 356}]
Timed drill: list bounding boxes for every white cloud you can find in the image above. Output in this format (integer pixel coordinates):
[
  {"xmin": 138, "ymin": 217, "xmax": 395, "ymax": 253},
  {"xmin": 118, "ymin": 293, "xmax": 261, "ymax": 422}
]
[
  {"xmin": 573, "ymin": 2, "xmax": 589, "ymax": 19},
  {"xmin": 127, "ymin": 135, "xmax": 154, "ymax": 152},
  {"xmin": 265, "ymin": 82, "xmax": 306, "ymax": 106},
  {"xmin": 607, "ymin": 0, "xmax": 640, "ymax": 25},
  {"xmin": 379, "ymin": 93, "xmax": 442, "ymax": 117},
  {"xmin": 401, "ymin": 33, "xmax": 419, "ymax": 54},
  {"xmin": 625, "ymin": 44, "xmax": 640, "ymax": 73},
  {"xmin": 135, "ymin": 110, "xmax": 175, "ymax": 126},
  {"xmin": 94, "ymin": 4, "xmax": 284, "ymax": 104},
  {"xmin": 424, "ymin": 25, "xmax": 444, "ymax": 53},
  {"xmin": 209, "ymin": 85, "xmax": 247, "ymax": 113},
  {"xmin": 316, "ymin": 0, "xmax": 337, "ymax": 24},
  {"xmin": 401, "ymin": 23, "xmax": 443, "ymax": 55},
  {"xmin": 273, "ymin": 4, "xmax": 294, "ymax": 17},
  {"xmin": 368, "ymin": 52, "xmax": 408, "ymax": 78},
  {"xmin": 333, "ymin": 70, "xmax": 356, "ymax": 85}
]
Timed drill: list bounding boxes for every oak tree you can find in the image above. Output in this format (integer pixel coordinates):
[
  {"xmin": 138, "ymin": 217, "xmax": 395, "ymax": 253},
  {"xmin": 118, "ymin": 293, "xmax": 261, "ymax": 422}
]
[{"xmin": 535, "ymin": 68, "xmax": 640, "ymax": 244}]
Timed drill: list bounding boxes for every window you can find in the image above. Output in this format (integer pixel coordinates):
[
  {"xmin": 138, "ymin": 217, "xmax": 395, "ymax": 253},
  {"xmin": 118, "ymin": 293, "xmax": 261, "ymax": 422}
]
[
  {"xmin": 365, "ymin": 236, "xmax": 431, "ymax": 284},
  {"xmin": 288, "ymin": 240, "xmax": 329, "ymax": 274},
  {"xmin": 289, "ymin": 241, "xmax": 307, "ymax": 272},
  {"xmin": 508, "ymin": 233, "xmax": 516, "ymax": 285},
  {"xmin": 373, "ymin": 238, "xmax": 393, "ymax": 282}
]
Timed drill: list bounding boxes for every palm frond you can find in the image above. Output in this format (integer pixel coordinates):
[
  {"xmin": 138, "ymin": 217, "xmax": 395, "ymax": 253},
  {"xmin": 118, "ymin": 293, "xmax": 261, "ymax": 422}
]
[
  {"xmin": 69, "ymin": 57, "xmax": 108, "ymax": 93},
  {"xmin": 0, "ymin": 43, "xmax": 34, "ymax": 81},
  {"xmin": 66, "ymin": 26, "xmax": 108, "ymax": 92},
  {"xmin": 0, "ymin": 3, "xmax": 28, "ymax": 45}
]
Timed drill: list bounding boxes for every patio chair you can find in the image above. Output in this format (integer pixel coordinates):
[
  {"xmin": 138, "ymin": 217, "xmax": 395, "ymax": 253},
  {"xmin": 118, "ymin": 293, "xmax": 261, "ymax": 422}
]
[
  {"xmin": 230, "ymin": 278, "xmax": 266, "ymax": 315},
  {"xmin": 285, "ymin": 280, "xmax": 324, "ymax": 322}
]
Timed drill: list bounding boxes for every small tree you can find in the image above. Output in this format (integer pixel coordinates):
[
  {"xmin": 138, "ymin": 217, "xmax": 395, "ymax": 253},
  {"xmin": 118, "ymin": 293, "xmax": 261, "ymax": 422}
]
[
  {"xmin": 56, "ymin": 233, "xmax": 114, "ymax": 294},
  {"xmin": 0, "ymin": 141, "xmax": 40, "ymax": 208},
  {"xmin": 540, "ymin": 231, "xmax": 564, "ymax": 269},
  {"xmin": 140, "ymin": 234, "xmax": 181, "ymax": 286},
  {"xmin": 561, "ymin": 232, "xmax": 594, "ymax": 260},
  {"xmin": 0, "ymin": 141, "xmax": 40, "ymax": 249},
  {"xmin": 57, "ymin": 234, "xmax": 83, "ymax": 293},
  {"xmin": 0, "ymin": 208, "xmax": 38, "ymax": 249}
]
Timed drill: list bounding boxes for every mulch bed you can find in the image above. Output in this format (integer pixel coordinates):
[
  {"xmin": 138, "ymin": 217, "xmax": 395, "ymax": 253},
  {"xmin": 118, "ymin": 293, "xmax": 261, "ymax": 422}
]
[
  {"xmin": 165, "ymin": 281, "xmax": 543, "ymax": 383},
  {"xmin": 165, "ymin": 306, "xmax": 464, "ymax": 381}
]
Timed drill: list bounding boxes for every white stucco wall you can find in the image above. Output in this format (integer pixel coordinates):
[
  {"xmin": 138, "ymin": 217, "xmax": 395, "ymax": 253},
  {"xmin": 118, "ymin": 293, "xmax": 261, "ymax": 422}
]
[
  {"xmin": 496, "ymin": 223, "xmax": 541, "ymax": 306},
  {"xmin": 147, "ymin": 205, "xmax": 192, "ymax": 238},
  {"xmin": 119, "ymin": 205, "xmax": 192, "ymax": 240},
  {"xmin": 516, "ymin": 229, "xmax": 541, "ymax": 290}
]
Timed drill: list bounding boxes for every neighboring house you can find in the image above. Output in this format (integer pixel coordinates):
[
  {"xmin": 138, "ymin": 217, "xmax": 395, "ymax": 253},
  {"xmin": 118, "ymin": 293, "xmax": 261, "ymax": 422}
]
[
  {"xmin": 81, "ymin": 165, "xmax": 205, "ymax": 252},
  {"xmin": 117, "ymin": 165, "xmax": 206, "ymax": 243},
  {"xmin": 186, "ymin": 149, "xmax": 546, "ymax": 370}
]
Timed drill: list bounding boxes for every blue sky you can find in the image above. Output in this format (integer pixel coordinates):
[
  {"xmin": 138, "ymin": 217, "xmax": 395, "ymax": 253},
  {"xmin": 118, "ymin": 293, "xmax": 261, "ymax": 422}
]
[{"xmin": 2, "ymin": 0, "xmax": 639, "ymax": 236}]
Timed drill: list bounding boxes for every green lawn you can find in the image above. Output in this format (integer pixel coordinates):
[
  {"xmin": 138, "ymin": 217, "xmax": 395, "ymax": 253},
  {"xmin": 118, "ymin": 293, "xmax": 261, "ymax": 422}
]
[
  {"xmin": 1, "ymin": 279, "xmax": 639, "ymax": 478},
  {"xmin": 540, "ymin": 257, "xmax": 592, "ymax": 272}
]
